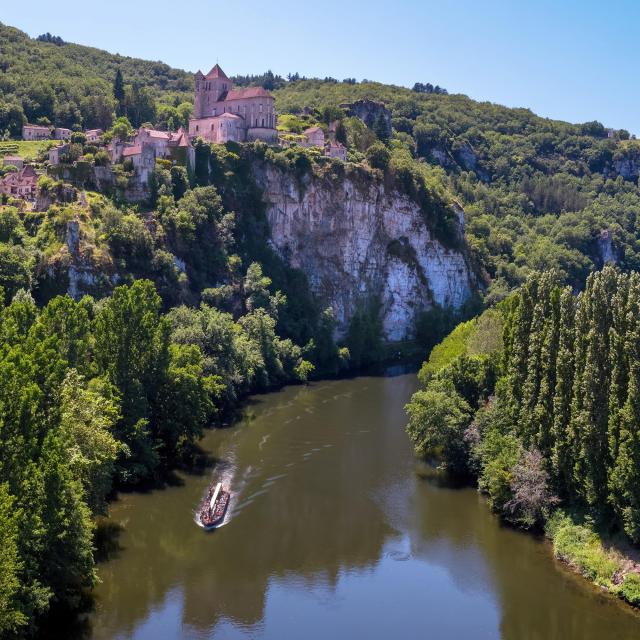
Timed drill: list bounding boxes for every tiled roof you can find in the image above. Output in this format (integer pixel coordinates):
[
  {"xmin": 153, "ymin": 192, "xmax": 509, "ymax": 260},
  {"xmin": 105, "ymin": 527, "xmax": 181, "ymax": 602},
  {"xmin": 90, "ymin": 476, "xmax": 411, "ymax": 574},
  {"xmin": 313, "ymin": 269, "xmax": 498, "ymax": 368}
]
[
  {"xmin": 122, "ymin": 145, "xmax": 142, "ymax": 157},
  {"xmin": 206, "ymin": 64, "xmax": 229, "ymax": 80},
  {"xmin": 226, "ymin": 87, "xmax": 272, "ymax": 100},
  {"xmin": 145, "ymin": 129, "xmax": 171, "ymax": 140},
  {"xmin": 217, "ymin": 113, "xmax": 243, "ymax": 120},
  {"xmin": 304, "ymin": 126, "xmax": 323, "ymax": 134}
]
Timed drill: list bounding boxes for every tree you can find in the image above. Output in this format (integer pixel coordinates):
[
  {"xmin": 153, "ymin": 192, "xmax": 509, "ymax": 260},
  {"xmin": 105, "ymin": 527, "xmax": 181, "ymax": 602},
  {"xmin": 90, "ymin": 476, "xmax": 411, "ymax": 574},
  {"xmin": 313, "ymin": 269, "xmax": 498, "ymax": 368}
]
[
  {"xmin": 94, "ymin": 280, "xmax": 169, "ymax": 482},
  {"xmin": 0, "ymin": 484, "xmax": 24, "ymax": 636},
  {"xmin": 506, "ymin": 448, "xmax": 559, "ymax": 529},
  {"xmin": 107, "ymin": 116, "xmax": 133, "ymax": 142},
  {"xmin": 244, "ymin": 262, "xmax": 272, "ymax": 312},
  {"xmin": 335, "ymin": 120, "xmax": 347, "ymax": 145},
  {"xmin": 113, "ymin": 68, "xmax": 125, "ymax": 117},
  {"xmin": 366, "ymin": 142, "xmax": 391, "ymax": 170},
  {"xmin": 405, "ymin": 380, "xmax": 472, "ymax": 474},
  {"xmin": 373, "ymin": 112, "xmax": 389, "ymax": 143},
  {"xmin": 59, "ymin": 370, "xmax": 122, "ymax": 514}
]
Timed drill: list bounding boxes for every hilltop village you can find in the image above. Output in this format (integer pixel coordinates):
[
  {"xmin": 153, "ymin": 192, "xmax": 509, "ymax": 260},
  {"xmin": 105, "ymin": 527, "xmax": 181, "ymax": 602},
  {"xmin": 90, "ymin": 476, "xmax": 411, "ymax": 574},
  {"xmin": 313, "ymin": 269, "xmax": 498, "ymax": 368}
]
[{"xmin": 0, "ymin": 64, "xmax": 352, "ymax": 204}]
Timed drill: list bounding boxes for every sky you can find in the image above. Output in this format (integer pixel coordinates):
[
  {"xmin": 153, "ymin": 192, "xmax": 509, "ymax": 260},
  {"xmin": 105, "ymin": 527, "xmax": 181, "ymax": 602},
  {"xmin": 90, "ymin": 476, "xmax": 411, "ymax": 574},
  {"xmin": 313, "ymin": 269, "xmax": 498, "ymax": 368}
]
[{"xmin": 2, "ymin": 0, "xmax": 639, "ymax": 133}]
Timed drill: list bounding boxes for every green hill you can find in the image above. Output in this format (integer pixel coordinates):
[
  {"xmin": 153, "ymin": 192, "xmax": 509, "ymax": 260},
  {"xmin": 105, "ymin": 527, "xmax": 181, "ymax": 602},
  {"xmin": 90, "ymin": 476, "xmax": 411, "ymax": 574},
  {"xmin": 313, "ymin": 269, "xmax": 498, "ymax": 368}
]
[
  {"xmin": 3, "ymin": 20, "xmax": 640, "ymax": 302},
  {"xmin": 0, "ymin": 22, "xmax": 192, "ymax": 131}
]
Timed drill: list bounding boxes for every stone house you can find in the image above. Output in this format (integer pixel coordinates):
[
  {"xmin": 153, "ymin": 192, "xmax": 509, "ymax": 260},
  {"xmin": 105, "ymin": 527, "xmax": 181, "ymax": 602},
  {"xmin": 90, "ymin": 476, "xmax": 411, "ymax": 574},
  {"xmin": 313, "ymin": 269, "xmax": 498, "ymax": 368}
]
[
  {"xmin": 22, "ymin": 124, "xmax": 51, "ymax": 141},
  {"xmin": 134, "ymin": 127, "xmax": 191, "ymax": 159},
  {"xmin": 327, "ymin": 142, "xmax": 347, "ymax": 161},
  {"xmin": 3, "ymin": 155, "xmax": 24, "ymax": 169},
  {"xmin": 54, "ymin": 128, "xmax": 72, "ymax": 140},
  {"xmin": 0, "ymin": 165, "xmax": 39, "ymax": 199},
  {"xmin": 85, "ymin": 129, "xmax": 104, "ymax": 143},
  {"xmin": 302, "ymin": 126, "xmax": 325, "ymax": 148},
  {"xmin": 48, "ymin": 144, "xmax": 70, "ymax": 165},
  {"xmin": 189, "ymin": 64, "xmax": 277, "ymax": 143}
]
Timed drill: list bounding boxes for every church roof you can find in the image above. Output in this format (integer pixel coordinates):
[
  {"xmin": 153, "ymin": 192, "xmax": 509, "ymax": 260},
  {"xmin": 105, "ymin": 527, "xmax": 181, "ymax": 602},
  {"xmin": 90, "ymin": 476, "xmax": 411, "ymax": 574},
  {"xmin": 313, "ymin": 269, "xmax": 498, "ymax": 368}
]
[
  {"xmin": 226, "ymin": 86, "xmax": 272, "ymax": 100},
  {"xmin": 205, "ymin": 64, "xmax": 228, "ymax": 80}
]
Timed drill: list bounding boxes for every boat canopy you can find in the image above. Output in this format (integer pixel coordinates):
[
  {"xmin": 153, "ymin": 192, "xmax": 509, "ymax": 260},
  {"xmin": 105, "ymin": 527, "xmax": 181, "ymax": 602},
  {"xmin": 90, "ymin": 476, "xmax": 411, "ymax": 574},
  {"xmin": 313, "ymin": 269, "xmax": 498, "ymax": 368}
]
[{"xmin": 209, "ymin": 483, "xmax": 222, "ymax": 510}]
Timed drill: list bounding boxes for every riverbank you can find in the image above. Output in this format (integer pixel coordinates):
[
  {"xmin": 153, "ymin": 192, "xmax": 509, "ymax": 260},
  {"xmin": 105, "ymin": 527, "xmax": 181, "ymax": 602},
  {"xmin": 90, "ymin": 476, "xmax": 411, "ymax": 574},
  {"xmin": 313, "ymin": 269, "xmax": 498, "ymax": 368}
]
[{"xmin": 546, "ymin": 511, "xmax": 640, "ymax": 608}]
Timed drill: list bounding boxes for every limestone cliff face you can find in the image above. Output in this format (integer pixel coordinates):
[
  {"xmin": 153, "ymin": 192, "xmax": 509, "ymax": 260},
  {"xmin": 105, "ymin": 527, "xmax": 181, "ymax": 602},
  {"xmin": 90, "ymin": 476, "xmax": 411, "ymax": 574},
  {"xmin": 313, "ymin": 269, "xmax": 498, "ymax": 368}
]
[{"xmin": 252, "ymin": 163, "xmax": 475, "ymax": 341}]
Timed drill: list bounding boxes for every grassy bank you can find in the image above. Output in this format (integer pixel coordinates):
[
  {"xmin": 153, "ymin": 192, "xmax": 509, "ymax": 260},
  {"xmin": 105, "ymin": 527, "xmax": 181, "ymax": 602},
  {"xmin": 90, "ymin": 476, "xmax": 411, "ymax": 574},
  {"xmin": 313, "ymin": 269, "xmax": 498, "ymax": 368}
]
[{"xmin": 546, "ymin": 511, "xmax": 640, "ymax": 607}]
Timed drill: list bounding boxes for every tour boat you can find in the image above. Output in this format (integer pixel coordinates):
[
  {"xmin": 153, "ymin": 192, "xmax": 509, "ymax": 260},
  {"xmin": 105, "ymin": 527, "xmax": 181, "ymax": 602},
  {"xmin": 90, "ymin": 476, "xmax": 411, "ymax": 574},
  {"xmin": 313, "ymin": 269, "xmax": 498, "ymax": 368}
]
[{"xmin": 197, "ymin": 482, "xmax": 230, "ymax": 530}]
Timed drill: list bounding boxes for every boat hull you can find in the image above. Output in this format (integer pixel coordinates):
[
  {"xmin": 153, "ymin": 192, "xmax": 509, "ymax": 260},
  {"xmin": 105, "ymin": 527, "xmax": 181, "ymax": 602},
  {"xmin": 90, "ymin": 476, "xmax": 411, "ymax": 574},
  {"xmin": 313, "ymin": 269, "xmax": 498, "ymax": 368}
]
[{"xmin": 197, "ymin": 488, "xmax": 230, "ymax": 530}]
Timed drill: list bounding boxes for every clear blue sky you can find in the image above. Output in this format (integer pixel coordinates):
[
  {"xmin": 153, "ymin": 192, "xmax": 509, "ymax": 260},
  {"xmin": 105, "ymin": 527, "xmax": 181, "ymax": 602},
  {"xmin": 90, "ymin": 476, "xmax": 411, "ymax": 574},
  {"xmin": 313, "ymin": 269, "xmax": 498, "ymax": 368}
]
[{"xmin": 3, "ymin": 0, "xmax": 639, "ymax": 132}]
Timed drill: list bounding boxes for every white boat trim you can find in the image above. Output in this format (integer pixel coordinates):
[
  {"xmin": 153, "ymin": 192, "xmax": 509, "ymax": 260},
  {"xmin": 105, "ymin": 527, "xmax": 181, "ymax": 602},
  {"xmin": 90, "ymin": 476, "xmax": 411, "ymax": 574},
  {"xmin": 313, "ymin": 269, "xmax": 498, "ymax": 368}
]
[{"xmin": 209, "ymin": 482, "xmax": 222, "ymax": 511}]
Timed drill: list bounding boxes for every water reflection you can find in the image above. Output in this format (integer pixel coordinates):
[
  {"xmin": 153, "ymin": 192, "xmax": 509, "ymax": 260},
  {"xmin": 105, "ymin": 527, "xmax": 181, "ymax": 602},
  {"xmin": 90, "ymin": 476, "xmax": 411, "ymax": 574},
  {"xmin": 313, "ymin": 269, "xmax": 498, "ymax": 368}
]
[{"xmin": 86, "ymin": 374, "xmax": 640, "ymax": 640}]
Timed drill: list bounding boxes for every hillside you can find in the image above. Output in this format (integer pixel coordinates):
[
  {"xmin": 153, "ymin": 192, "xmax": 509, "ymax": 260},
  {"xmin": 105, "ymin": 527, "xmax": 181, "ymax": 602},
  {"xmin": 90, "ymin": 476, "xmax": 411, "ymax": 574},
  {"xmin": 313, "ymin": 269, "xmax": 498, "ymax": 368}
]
[
  {"xmin": 0, "ymin": 22, "xmax": 192, "ymax": 131},
  {"xmin": 274, "ymin": 80, "xmax": 640, "ymax": 298},
  {"xmin": 4, "ymin": 20, "xmax": 640, "ymax": 305}
]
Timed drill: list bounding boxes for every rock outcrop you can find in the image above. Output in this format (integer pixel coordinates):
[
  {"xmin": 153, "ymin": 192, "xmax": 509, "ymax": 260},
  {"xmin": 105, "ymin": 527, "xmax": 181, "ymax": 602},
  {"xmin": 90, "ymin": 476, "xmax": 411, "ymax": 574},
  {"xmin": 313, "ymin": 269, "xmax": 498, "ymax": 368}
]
[
  {"xmin": 340, "ymin": 98, "xmax": 392, "ymax": 138},
  {"xmin": 252, "ymin": 163, "xmax": 475, "ymax": 341}
]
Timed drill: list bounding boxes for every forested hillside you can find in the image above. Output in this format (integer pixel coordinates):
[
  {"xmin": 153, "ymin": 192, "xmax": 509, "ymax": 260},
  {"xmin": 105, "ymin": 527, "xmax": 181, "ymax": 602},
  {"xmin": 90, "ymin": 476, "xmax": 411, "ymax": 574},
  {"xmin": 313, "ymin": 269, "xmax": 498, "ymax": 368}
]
[
  {"xmin": 0, "ymin": 22, "xmax": 192, "ymax": 132},
  {"xmin": 4, "ymin": 21, "xmax": 640, "ymax": 306},
  {"xmin": 274, "ymin": 80, "xmax": 640, "ymax": 299}
]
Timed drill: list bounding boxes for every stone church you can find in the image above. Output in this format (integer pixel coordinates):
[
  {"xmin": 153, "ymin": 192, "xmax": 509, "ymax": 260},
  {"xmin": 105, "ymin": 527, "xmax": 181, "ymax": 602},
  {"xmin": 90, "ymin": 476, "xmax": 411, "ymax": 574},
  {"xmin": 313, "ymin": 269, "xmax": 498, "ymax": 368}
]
[{"xmin": 188, "ymin": 64, "xmax": 277, "ymax": 143}]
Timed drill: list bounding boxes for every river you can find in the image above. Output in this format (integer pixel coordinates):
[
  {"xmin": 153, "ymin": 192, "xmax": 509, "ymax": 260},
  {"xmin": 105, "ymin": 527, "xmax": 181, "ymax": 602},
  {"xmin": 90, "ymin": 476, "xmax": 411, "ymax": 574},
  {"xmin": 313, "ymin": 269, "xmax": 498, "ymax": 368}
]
[{"xmin": 88, "ymin": 372, "xmax": 640, "ymax": 639}]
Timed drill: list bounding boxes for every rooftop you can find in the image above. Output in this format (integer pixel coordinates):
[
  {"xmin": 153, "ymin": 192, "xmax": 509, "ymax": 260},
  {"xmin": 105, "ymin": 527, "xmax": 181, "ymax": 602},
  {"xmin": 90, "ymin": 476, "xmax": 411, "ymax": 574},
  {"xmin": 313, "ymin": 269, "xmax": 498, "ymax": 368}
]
[
  {"xmin": 122, "ymin": 145, "xmax": 142, "ymax": 157},
  {"xmin": 205, "ymin": 64, "xmax": 229, "ymax": 80},
  {"xmin": 226, "ymin": 86, "xmax": 272, "ymax": 100}
]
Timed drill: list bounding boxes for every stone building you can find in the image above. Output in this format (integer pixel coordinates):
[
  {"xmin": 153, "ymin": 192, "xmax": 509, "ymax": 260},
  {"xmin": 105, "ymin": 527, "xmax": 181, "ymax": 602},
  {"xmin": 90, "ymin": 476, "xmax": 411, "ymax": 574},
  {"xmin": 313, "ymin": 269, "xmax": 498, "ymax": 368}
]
[
  {"xmin": 0, "ymin": 165, "xmax": 39, "ymax": 199},
  {"xmin": 54, "ymin": 128, "xmax": 72, "ymax": 140},
  {"xmin": 188, "ymin": 64, "xmax": 277, "ymax": 143},
  {"xmin": 85, "ymin": 129, "xmax": 104, "ymax": 143},
  {"xmin": 302, "ymin": 126, "xmax": 325, "ymax": 148},
  {"xmin": 48, "ymin": 144, "xmax": 70, "ymax": 166},
  {"xmin": 22, "ymin": 124, "xmax": 51, "ymax": 141},
  {"xmin": 3, "ymin": 155, "xmax": 24, "ymax": 169}
]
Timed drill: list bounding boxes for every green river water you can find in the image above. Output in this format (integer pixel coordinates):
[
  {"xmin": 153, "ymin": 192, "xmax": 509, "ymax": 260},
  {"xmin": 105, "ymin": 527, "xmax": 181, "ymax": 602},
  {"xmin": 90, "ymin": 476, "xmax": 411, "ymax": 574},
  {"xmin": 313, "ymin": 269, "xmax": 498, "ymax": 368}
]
[{"xmin": 86, "ymin": 372, "xmax": 640, "ymax": 639}]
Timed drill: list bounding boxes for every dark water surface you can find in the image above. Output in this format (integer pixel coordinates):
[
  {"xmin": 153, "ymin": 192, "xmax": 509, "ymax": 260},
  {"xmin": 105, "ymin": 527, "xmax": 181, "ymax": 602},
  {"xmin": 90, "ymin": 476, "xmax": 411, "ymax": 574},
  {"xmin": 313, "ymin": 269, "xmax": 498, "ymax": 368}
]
[{"xmin": 89, "ymin": 373, "xmax": 640, "ymax": 639}]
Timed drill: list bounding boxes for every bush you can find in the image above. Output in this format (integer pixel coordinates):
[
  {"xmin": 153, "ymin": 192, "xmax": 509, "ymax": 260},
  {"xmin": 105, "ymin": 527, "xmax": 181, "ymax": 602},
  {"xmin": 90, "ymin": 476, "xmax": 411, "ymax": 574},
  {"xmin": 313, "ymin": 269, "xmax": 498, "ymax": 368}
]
[{"xmin": 365, "ymin": 142, "xmax": 390, "ymax": 170}]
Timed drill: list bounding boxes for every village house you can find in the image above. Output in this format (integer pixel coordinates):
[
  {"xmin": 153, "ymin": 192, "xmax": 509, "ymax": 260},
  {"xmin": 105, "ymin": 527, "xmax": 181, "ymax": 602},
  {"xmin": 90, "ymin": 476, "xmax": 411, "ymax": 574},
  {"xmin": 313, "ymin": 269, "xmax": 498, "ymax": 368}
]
[
  {"xmin": 327, "ymin": 141, "xmax": 347, "ymax": 161},
  {"xmin": 134, "ymin": 127, "xmax": 191, "ymax": 159},
  {"xmin": 48, "ymin": 143, "xmax": 70, "ymax": 166},
  {"xmin": 22, "ymin": 124, "xmax": 51, "ymax": 141},
  {"xmin": 297, "ymin": 125, "xmax": 347, "ymax": 161},
  {"xmin": 54, "ymin": 128, "xmax": 72, "ymax": 140},
  {"xmin": 85, "ymin": 129, "xmax": 104, "ymax": 143},
  {"xmin": 0, "ymin": 165, "xmax": 39, "ymax": 199},
  {"xmin": 188, "ymin": 64, "xmax": 277, "ymax": 143},
  {"xmin": 3, "ymin": 155, "xmax": 24, "ymax": 170},
  {"xmin": 302, "ymin": 126, "xmax": 325, "ymax": 148}
]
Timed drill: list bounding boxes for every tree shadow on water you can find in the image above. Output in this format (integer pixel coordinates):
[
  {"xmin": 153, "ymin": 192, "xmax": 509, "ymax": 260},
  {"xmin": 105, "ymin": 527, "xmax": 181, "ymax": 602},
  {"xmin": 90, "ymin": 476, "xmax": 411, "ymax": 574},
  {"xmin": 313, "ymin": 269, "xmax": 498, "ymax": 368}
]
[{"xmin": 94, "ymin": 517, "xmax": 124, "ymax": 563}]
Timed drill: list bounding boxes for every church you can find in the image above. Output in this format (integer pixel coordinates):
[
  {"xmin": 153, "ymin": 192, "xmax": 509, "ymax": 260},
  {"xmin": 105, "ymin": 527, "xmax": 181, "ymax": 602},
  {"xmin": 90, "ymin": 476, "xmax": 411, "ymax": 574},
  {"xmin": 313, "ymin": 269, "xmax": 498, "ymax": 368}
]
[{"xmin": 188, "ymin": 64, "xmax": 277, "ymax": 143}]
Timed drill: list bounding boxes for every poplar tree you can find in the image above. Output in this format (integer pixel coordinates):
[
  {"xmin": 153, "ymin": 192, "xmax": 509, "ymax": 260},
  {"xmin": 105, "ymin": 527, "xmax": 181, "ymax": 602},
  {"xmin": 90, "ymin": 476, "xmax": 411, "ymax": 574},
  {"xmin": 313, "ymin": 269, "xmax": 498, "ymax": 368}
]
[{"xmin": 551, "ymin": 287, "xmax": 575, "ymax": 495}]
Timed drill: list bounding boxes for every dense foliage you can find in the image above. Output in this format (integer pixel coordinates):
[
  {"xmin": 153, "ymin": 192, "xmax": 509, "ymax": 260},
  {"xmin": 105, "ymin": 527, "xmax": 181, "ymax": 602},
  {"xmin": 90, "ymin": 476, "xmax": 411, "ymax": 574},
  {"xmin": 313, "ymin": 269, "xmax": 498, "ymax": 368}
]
[
  {"xmin": 407, "ymin": 266, "xmax": 640, "ymax": 540},
  {"xmin": 0, "ymin": 23, "xmax": 192, "ymax": 133},
  {"xmin": 273, "ymin": 79, "xmax": 640, "ymax": 300},
  {"xmin": 0, "ymin": 269, "xmax": 321, "ymax": 635}
]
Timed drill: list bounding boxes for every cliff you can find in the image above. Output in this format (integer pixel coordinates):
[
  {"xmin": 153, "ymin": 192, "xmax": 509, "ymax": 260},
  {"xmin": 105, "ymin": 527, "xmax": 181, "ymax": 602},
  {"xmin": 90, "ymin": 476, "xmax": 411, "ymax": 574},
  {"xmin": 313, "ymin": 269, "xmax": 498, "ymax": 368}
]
[{"xmin": 252, "ymin": 162, "xmax": 475, "ymax": 341}]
